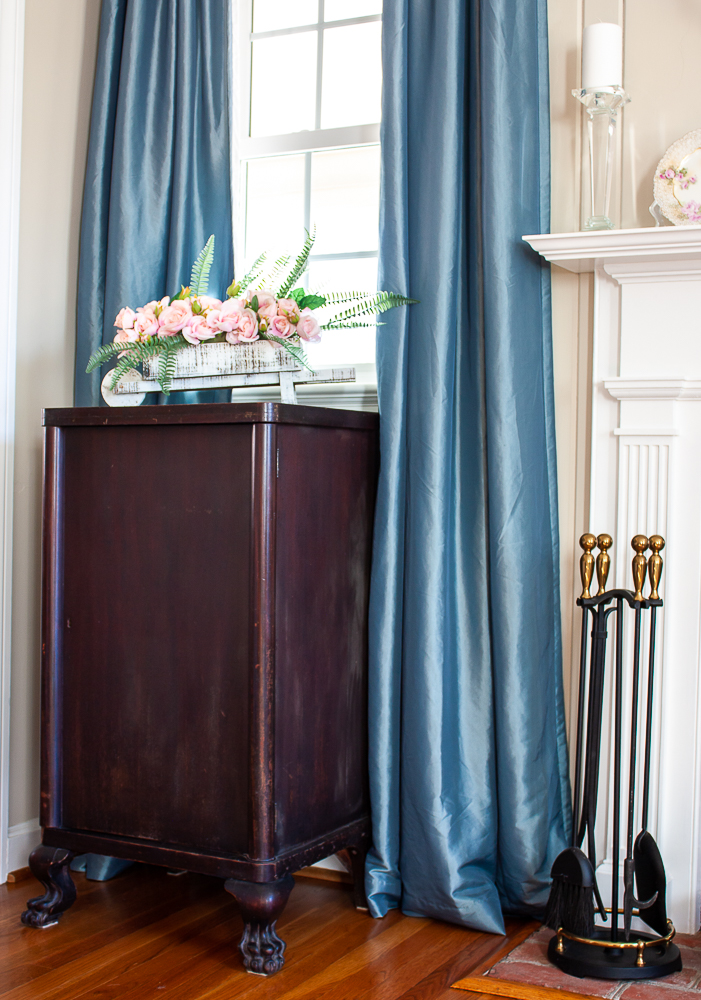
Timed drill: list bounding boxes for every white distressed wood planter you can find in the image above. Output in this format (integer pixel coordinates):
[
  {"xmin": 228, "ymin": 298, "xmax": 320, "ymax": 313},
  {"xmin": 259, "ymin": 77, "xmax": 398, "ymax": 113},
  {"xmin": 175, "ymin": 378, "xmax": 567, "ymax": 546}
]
[{"xmin": 101, "ymin": 340, "xmax": 356, "ymax": 407}]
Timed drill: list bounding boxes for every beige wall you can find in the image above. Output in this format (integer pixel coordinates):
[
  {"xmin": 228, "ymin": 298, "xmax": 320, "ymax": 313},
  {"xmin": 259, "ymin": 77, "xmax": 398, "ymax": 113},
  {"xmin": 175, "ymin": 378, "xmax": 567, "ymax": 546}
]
[
  {"xmin": 9, "ymin": 0, "xmax": 99, "ymax": 827},
  {"xmin": 549, "ymin": 0, "xmax": 701, "ymax": 718}
]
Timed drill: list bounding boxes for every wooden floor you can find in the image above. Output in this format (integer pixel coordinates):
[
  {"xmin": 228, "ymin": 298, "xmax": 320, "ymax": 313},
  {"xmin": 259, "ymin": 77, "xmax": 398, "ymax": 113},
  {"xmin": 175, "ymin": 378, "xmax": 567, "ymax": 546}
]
[{"xmin": 1, "ymin": 865, "xmax": 536, "ymax": 999}]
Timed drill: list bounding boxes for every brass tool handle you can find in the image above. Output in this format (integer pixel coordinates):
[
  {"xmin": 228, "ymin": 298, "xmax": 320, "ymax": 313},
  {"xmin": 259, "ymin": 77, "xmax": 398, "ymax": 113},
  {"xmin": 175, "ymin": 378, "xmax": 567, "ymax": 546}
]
[
  {"xmin": 579, "ymin": 533, "xmax": 596, "ymax": 599},
  {"xmin": 648, "ymin": 535, "xmax": 665, "ymax": 600},
  {"xmin": 631, "ymin": 535, "xmax": 649, "ymax": 601},
  {"xmin": 596, "ymin": 534, "xmax": 613, "ymax": 596}
]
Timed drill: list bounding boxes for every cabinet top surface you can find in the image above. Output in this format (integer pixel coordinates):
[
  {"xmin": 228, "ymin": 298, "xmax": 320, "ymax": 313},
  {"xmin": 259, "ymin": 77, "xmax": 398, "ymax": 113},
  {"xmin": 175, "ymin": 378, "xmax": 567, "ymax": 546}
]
[{"xmin": 43, "ymin": 401, "xmax": 379, "ymax": 431}]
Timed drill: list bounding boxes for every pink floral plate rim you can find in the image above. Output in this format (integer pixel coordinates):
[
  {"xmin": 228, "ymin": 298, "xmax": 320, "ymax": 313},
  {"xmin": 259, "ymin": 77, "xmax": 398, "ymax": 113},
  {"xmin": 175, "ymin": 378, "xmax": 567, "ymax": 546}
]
[{"xmin": 653, "ymin": 129, "xmax": 701, "ymax": 226}]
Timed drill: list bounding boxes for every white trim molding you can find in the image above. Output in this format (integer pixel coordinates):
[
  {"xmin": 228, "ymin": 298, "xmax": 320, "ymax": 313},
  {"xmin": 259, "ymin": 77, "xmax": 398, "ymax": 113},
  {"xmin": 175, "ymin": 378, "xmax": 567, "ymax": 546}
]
[
  {"xmin": 0, "ymin": 0, "xmax": 24, "ymax": 885},
  {"xmin": 523, "ymin": 225, "xmax": 701, "ymax": 272},
  {"xmin": 605, "ymin": 378, "xmax": 701, "ymax": 401},
  {"xmin": 6, "ymin": 818, "xmax": 39, "ymax": 875},
  {"xmin": 527, "ymin": 227, "xmax": 701, "ymax": 933}
]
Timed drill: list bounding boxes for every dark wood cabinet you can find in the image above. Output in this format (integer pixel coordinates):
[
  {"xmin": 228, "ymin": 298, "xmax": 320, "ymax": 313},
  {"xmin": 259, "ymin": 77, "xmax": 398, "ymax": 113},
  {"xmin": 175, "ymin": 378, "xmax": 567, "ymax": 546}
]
[{"xmin": 22, "ymin": 402, "xmax": 379, "ymax": 975}]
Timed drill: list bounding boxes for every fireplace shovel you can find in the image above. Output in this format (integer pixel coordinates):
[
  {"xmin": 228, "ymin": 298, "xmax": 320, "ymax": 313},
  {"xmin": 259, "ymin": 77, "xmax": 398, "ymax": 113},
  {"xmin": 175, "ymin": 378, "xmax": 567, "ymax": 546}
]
[{"xmin": 633, "ymin": 579, "xmax": 668, "ymax": 937}]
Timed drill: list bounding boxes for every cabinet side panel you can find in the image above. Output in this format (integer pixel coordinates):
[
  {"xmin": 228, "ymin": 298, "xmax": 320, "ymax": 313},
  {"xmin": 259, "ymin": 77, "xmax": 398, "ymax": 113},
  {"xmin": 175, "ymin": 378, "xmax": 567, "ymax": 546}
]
[
  {"xmin": 59, "ymin": 423, "xmax": 251, "ymax": 855},
  {"xmin": 274, "ymin": 422, "xmax": 377, "ymax": 852}
]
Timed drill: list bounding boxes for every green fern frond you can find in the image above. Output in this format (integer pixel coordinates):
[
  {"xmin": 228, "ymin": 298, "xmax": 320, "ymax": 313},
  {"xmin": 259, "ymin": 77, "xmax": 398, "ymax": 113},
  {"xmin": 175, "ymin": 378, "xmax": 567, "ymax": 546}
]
[
  {"xmin": 101, "ymin": 334, "xmax": 189, "ymax": 392},
  {"xmin": 278, "ymin": 229, "xmax": 315, "ymax": 298},
  {"xmin": 326, "ymin": 291, "xmax": 418, "ymax": 325},
  {"xmin": 260, "ymin": 254, "xmax": 292, "ymax": 290},
  {"xmin": 233, "ymin": 252, "xmax": 267, "ymax": 295},
  {"xmin": 108, "ymin": 353, "xmax": 140, "ymax": 390},
  {"xmin": 189, "ymin": 235, "xmax": 215, "ymax": 296},
  {"xmin": 317, "ymin": 290, "xmax": 375, "ymax": 306},
  {"xmin": 157, "ymin": 342, "xmax": 180, "ymax": 395},
  {"xmin": 320, "ymin": 320, "xmax": 384, "ymax": 330},
  {"xmin": 262, "ymin": 333, "xmax": 315, "ymax": 373},
  {"xmin": 86, "ymin": 339, "xmax": 132, "ymax": 373}
]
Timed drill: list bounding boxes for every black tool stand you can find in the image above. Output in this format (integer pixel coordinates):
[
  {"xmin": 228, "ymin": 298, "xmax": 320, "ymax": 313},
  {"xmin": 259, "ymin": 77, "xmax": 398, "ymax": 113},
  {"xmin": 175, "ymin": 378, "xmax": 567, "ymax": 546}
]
[{"xmin": 548, "ymin": 921, "xmax": 681, "ymax": 980}]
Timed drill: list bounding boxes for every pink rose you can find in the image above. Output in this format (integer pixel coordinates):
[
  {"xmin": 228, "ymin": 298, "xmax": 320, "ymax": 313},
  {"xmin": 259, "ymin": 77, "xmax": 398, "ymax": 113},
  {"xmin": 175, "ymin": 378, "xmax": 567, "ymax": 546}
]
[
  {"xmin": 133, "ymin": 308, "xmax": 159, "ymax": 337},
  {"xmin": 665, "ymin": 168, "xmax": 675, "ymax": 179},
  {"xmin": 237, "ymin": 307, "xmax": 259, "ymax": 341},
  {"xmin": 205, "ymin": 309, "xmax": 231, "ymax": 334},
  {"xmin": 277, "ymin": 298, "xmax": 300, "ymax": 323},
  {"xmin": 225, "ymin": 330, "xmax": 240, "ymax": 345},
  {"xmin": 268, "ymin": 314, "xmax": 294, "ymax": 339},
  {"xmin": 114, "ymin": 307, "xmax": 136, "ymax": 330},
  {"xmin": 206, "ymin": 299, "xmax": 244, "ymax": 334},
  {"xmin": 183, "ymin": 315, "xmax": 216, "ymax": 345},
  {"xmin": 296, "ymin": 307, "xmax": 322, "ymax": 343},
  {"xmin": 158, "ymin": 299, "xmax": 192, "ymax": 335},
  {"xmin": 246, "ymin": 289, "xmax": 277, "ymax": 320},
  {"xmin": 114, "ymin": 328, "xmax": 139, "ymax": 344},
  {"xmin": 197, "ymin": 295, "xmax": 223, "ymax": 312}
]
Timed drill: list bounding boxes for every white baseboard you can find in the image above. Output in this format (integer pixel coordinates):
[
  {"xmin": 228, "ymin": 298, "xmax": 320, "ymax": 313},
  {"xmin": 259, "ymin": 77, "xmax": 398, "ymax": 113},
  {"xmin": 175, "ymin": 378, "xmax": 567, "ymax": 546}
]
[{"xmin": 5, "ymin": 817, "xmax": 40, "ymax": 877}]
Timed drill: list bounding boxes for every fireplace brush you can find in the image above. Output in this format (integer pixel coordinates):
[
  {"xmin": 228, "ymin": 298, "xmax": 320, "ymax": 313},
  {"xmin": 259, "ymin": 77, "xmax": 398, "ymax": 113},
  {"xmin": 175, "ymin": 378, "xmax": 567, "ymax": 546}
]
[{"xmin": 545, "ymin": 533, "xmax": 681, "ymax": 981}]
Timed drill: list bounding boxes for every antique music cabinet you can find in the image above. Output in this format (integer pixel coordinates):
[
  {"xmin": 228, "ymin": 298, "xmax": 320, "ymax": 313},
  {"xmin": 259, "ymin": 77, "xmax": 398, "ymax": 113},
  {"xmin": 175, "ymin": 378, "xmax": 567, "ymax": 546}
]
[{"xmin": 21, "ymin": 402, "xmax": 378, "ymax": 976}]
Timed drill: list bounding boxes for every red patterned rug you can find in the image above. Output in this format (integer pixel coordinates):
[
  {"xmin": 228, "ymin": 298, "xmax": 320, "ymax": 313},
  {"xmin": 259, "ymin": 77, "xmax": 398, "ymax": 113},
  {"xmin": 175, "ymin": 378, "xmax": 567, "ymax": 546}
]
[{"xmin": 453, "ymin": 925, "xmax": 701, "ymax": 999}]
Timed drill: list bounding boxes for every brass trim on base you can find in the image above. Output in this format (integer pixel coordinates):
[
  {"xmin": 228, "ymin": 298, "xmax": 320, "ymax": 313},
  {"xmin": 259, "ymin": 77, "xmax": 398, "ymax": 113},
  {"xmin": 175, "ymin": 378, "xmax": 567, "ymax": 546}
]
[{"xmin": 555, "ymin": 911, "xmax": 675, "ymax": 963}]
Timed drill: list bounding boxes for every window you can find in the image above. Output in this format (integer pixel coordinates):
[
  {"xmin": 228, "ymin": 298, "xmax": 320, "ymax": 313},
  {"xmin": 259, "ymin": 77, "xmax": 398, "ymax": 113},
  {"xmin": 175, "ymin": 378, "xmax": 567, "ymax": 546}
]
[{"xmin": 234, "ymin": 0, "xmax": 382, "ymax": 372}]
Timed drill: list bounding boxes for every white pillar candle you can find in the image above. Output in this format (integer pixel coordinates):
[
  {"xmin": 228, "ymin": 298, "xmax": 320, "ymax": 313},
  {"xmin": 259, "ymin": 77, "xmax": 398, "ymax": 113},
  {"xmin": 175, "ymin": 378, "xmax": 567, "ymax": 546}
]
[{"xmin": 581, "ymin": 22, "xmax": 623, "ymax": 90}]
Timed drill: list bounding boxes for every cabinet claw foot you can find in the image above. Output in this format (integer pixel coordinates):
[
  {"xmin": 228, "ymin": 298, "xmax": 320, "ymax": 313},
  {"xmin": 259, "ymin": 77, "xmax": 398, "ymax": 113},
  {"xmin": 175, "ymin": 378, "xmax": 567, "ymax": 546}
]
[
  {"xmin": 21, "ymin": 846, "xmax": 76, "ymax": 928},
  {"xmin": 225, "ymin": 874, "xmax": 295, "ymax": 976}
]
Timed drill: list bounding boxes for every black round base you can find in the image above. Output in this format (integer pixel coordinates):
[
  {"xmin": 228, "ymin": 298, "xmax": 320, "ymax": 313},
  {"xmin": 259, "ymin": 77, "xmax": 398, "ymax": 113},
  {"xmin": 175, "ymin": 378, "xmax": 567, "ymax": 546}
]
[{"xmin": 547, "ymin": 929, "xmax": 682, "ymax": 981}]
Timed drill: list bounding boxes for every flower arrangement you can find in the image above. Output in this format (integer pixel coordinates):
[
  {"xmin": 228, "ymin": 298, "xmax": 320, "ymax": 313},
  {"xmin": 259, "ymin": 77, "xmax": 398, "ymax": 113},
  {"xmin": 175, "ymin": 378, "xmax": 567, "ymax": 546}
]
[{"xmin": 87, "ymin": 232, "xmax": 415, "ymax": 395}]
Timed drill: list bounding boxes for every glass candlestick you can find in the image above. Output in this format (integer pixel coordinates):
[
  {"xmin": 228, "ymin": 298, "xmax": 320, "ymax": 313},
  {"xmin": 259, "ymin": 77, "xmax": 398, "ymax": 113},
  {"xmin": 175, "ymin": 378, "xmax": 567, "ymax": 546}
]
[{"xmin": 572, "ymin": 87, "xmax": 630, "ymax": 231}]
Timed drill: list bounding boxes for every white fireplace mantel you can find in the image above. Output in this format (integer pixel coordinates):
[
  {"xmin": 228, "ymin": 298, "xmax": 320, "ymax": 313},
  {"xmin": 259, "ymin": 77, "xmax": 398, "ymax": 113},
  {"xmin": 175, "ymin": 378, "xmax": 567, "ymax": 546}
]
[{"xmin": 525, "ymin": 226, "xmax": 701, "ymax": 934}]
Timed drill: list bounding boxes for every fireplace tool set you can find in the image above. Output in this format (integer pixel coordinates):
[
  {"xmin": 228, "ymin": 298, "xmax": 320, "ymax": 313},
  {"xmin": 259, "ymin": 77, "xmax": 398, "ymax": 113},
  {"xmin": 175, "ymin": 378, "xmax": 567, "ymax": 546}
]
[{"xmin": 545, "ymin": 533, "xmax": 681, "ymax": 980}]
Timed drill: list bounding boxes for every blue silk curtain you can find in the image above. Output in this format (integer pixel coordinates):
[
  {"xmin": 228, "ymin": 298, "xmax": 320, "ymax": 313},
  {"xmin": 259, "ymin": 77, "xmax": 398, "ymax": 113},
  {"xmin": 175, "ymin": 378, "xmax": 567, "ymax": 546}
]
[
  {"xmin": 75, "ymin": 0, "xmax": 233, "ymax": 406},
  {"xmin": 366, "ymin": 0, "xmax": 571, "ymax": 933}
]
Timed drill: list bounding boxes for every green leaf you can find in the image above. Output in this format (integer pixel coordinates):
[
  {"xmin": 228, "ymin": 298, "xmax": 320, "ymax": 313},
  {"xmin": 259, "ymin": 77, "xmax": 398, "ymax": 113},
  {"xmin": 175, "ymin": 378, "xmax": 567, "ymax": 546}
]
[
  {"xmin": 289, "ymin": 287, "xmax": 306, "ymax": 303},
  {"xmin": 189, "ymin": 235, "xmax": 215, "ymax": 296},
  {"xmin": 278, "ymin": 229, "xmax": 316, "ymax": 297},
  {"xmin": 263, "ymin": 333, "xmax": 315, "ymax": 373},
  {"xmin": 249, "ymin": 295, "xmax": 259, "ymax": 312},
  {"xmin": 298, "ymin": 293, "xmax": 326, "ymax": 311}
]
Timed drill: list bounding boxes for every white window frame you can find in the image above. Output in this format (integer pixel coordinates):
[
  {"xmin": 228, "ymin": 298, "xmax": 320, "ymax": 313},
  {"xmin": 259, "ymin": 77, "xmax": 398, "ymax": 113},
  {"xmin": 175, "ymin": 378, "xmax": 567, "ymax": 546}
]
[{"xmin": 231, "ymin": 1, "xmax": 381, "ymax": 408}]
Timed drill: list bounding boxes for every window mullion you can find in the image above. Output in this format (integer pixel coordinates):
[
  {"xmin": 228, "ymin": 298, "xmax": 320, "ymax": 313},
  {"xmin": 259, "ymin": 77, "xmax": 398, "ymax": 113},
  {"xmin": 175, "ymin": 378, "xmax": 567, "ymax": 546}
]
[
  {"xmin": 304, "ymin": 151, "xmax": 312, "ymax": 236},
  {"xmin": 315, "ymin": 0, "xmax": 324, "ymax": 132}
]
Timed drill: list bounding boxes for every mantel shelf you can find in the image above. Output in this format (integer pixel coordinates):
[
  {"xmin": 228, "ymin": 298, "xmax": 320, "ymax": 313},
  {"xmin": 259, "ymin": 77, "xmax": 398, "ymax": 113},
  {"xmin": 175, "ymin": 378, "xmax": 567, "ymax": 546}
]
[{"xmin": 522, "ymin": 225, "xmax": 701, "ymax": 273}]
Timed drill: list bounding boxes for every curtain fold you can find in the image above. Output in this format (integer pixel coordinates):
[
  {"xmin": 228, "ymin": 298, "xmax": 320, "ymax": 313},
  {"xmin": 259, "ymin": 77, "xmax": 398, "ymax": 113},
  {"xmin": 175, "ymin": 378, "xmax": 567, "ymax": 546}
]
[
  {"xmin": 366, "ymin": 0, "xmax": 570, "ymax": 934},
  {"xmin": 75, "ymin": 0, "xmax": 234, "ymax": 406}
]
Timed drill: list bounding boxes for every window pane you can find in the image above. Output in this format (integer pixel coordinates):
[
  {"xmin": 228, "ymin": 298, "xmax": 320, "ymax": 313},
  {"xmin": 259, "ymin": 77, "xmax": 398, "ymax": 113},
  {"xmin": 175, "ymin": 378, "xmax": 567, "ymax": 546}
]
[
  {"xmin": 320, "ymin": 23, "xmax": 381, "ymax": 128},
  {"xmin": 250, "ymin": 33, "xmax": 317, "ymax": 136},
  {"xmin": 245, "ymin": 156, "xmax": 306, "ymax": 262},
  {"xmin": 253, "ymin": 0, "xmax": 318, "ymax": 32},
  {"xmin": 305, "ymin": 257, "xmax": 378, "ymax": 366},
  {"xmin": 325, "ymin": 0, "xmax": 382, "ymax": 20},
  {"xmin": 310, "ymin": 146, "xmax": 380, "ymax": 254}
]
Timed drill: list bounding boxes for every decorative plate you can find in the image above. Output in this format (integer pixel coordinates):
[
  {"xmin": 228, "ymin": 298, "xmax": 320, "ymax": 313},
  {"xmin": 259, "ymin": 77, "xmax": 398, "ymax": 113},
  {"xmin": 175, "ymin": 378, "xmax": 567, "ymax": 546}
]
[{"xmin": 653, "ymin": 129, "xmax": 701, "ymax": 226}]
